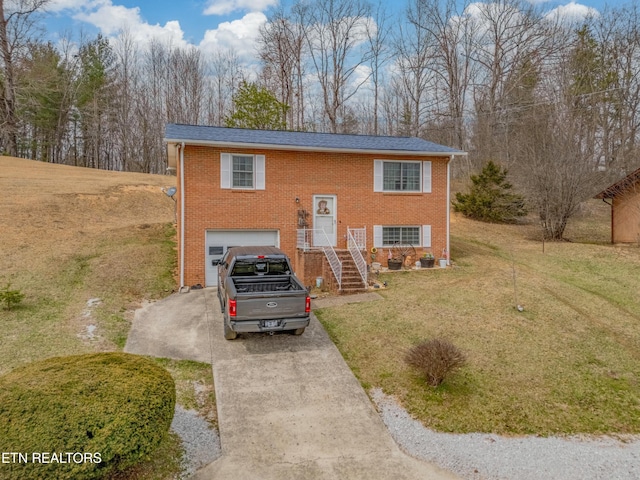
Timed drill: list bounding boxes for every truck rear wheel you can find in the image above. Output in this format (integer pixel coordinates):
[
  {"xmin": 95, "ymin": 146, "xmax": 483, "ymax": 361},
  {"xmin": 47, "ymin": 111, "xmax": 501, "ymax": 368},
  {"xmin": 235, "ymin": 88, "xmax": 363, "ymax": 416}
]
[
  {"xmin": 292, "ymin": 327, "xmax": 305, "ymax": 336},
  {"xmin": 224, "ymin": 322, "xmax": 237, "ymax": 340}
]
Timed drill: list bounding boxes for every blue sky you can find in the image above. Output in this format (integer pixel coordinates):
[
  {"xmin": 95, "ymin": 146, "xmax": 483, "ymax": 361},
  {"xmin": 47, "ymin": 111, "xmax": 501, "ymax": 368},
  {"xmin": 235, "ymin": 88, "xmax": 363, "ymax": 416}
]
[{"xmin": 44, "ymin": 0, "xmax": 613, "ymax": 62}]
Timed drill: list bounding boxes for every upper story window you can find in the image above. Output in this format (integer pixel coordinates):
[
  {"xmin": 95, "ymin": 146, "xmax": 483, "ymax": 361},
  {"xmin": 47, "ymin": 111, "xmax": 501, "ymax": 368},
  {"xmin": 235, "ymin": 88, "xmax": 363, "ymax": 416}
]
[
  {"xmin": 232, "ymin": 155, "xmax": 254, "ymax": 188},
  {"xmin": 374, "ymin": 159, "xmax": 431, "ymax": 193},
  {"xmin": 383, "ymin": 161, "xmax": 421, "ymax": 191},
  {"xmin": 221, "ymin": 153, "xmax": 266, "ymax": 190}
]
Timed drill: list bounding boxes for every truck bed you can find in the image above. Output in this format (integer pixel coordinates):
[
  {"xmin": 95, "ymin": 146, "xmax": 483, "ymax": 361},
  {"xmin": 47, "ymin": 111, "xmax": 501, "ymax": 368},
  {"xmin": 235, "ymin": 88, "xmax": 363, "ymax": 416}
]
[
  {"xmin": 232, "ymin": 276, "xmax": 305, "ymax": 294},
  {"xmin": 217, "ymin": 246, "xmax": 310, "ymax": 339}
]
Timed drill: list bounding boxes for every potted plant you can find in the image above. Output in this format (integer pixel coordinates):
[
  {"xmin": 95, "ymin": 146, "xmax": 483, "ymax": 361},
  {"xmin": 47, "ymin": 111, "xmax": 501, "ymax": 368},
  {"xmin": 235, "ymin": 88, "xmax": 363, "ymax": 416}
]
[
  {"xmin": 387, "ymin": 250, "xmax": 403, "ymax": 270},
  {"xmin": 419, "ymin": 252, "xmax": 435, "ymax": 268}
]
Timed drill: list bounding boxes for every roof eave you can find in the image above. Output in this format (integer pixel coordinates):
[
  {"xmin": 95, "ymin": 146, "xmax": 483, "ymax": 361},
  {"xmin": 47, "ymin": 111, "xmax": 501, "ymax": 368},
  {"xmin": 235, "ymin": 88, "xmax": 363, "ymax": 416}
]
[
  {"xmin": 595, "ymin": 174, "xmax": 640, "ymax": 199},
  {"xmin": 164, "ymin": 138, "xmax": 467, "ymax": 157}
]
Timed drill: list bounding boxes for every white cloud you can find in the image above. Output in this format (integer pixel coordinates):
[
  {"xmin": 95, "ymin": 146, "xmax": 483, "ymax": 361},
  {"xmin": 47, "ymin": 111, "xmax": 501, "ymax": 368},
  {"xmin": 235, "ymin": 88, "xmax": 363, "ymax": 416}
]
[
  {"xmin": 46, "ymin": 0, "xmax": 271, "ymax": 69},
  {"xmin": 47, "ymin": 0, "xmax": 109, "ymax": 14},
  {"xmin": 546, "ymin": 2, "xmax": 599, "ymax": 23},
  {"xmin": 65, "ymin": 1, "xmax": 188, "ymax": 47},
  {"xmin": 203, "ymin": 0, "xmax": 278, "ymax": 16},
  {"xmin": 199, "ymin": 12, "xmax": 267, "ymax": 61},
  {"xmin": 351, "ymin": 64, "xmax": 373, "ymax": 94},
  {"xmin": 75, "ymin": 4, "xmax": 143, "ymax": 35}
]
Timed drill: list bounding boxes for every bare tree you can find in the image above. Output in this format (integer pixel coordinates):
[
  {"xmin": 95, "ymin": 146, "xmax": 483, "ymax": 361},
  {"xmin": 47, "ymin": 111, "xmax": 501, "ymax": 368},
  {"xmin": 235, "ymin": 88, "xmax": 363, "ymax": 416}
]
[
  {"xmin": 0, "ymin": 0, "xmax": 49, "ymax": 156},
  {"xmin": 394, "ymin": 0, "xmax": 436, "ymax": 137},
  {"xmin": 413, "ymin": 0, "xmax": 477, "ymax": 150},
  {"xmin": 165, "ymin": 46, "xmax": 205, "ymax": 125},
  {"xmin": 112, "ymin": 27, "xmax": 139, "ymax": 171},
  {"xmin": 468, "ymin": 0, "xmax": 561, "ymax": 167},
  {"xmin": 298, "ymin": 0, "xmax": 372, "ymax": 133},
  {"xmin": 206, "ymin": 50, "xmax": 242, "ymax": 126},
  {"xmin": 363, "ymin": 1, "xmax": 391, "ymax": 135},
  {"xmin": 584, "ymin": 5, "xmax": 640, "ymax": 172},
  {"xmin": 259, "ymin": 6, "xmax": 306, "ymax": 130},
  {"xmin": 135, "ymin": 39, "xmax": 169, "ymax": 173},
  {"xmin": 508, "ymin": 30, "xmax": 617, "ymax": 240}
]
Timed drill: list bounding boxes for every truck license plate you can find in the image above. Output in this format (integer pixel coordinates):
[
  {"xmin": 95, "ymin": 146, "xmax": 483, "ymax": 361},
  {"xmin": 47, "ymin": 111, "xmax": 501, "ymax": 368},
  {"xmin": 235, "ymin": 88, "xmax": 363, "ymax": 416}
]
[{"xmin": 264, "ymin": 320, "xmax": 279, "ymax": 328}]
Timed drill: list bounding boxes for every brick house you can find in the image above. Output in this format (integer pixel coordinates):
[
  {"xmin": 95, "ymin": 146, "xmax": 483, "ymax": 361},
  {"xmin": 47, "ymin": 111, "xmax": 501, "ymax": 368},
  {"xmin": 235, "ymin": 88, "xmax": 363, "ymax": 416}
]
[
  {"xmin": 165, "ymin": 124, "xmax": 465, "ymax": 291},
  {"xmin": 595, "ymin": 167, "xmax": 640, "ymax": 243}
]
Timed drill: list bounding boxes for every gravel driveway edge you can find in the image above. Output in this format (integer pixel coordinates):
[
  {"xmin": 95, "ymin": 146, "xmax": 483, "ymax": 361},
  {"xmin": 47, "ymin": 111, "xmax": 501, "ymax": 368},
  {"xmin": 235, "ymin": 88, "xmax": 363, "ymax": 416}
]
[{"xmin": 370, "ymin": 388, "xmax": 640, "ymax": 480}]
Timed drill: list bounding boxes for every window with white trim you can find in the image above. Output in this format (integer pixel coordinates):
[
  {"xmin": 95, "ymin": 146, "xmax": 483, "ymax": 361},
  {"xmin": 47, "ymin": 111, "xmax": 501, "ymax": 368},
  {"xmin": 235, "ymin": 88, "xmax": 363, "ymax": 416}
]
[
  {"xmin": 384, "ymin": 161, "xmax": 420, "ymax": 191},
  {"xmin": 382, "ymin": 226, "xmax": 420, "ymax": 246},
  {"xmin": 374, "ymin": 160, "xmax": 431, "ymax": 193},
  {"xmin": 374, "ymin": 225, "xmax": 432, "ymax": 248},
  {"xmin": 232, "ymin": 155, "xmax": 254, "ymax": 188},
  {"xmin": 220, "ymin": 153, "xmax": 266, "ymax": 190}
]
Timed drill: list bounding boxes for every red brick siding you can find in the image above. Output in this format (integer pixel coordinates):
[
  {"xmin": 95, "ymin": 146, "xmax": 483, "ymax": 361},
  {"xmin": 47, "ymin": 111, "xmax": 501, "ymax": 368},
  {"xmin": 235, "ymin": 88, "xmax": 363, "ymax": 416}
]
[{"xmin": 177, "ymin": 145, "xmax": 450, "ymax": 286}]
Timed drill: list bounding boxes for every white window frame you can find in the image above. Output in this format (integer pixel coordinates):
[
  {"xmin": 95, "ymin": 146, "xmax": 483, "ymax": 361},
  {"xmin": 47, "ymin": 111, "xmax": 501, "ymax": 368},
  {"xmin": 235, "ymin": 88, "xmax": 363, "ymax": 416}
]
[
  {"xmin": 374, "ymin": 225, "xmax": 432, "ymax": 248},
  {"xmin": 220, "ymin": 153, "xmax": 266, "ymax": 190},
  {"xmin": 374, "ymin": 160, "xmax": 431, "ymax": 193}
]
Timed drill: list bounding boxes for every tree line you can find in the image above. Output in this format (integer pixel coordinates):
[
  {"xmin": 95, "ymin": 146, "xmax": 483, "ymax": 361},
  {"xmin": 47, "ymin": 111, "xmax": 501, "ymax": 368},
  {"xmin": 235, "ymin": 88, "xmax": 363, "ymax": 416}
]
[{"xmin": 2, "ymin": 0, "xmax": 640, "ymax": 238}]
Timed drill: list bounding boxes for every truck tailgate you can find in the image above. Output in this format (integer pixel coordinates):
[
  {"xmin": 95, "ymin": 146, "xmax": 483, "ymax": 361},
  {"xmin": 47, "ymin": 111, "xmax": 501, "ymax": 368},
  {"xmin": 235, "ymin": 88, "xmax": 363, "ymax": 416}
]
[{"xmin": 234, "ymin": 292, "xmax": 308, "ymax": 321}]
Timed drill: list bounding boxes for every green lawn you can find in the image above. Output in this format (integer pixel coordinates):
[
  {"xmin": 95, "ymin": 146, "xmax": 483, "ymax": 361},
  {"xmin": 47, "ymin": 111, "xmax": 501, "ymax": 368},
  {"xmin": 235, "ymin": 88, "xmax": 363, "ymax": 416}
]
[{"xmin": 317, "ymin": 208, "xmax": 640, "ymax": 436}]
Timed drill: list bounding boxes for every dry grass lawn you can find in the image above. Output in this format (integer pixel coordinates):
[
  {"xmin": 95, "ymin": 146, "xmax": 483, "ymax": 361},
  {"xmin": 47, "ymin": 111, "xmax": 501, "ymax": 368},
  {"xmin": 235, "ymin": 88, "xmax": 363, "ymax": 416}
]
[
  {"xmin": 0, "ymin": 157, "xmax": 215, "ymax": 477},
  {"xmin": 317, "ymin": 201, "xmax": 640, "ymax": 436},
  {"xmin": 1, "ymin": 156, "xmax": 178, "ymax": 372}
]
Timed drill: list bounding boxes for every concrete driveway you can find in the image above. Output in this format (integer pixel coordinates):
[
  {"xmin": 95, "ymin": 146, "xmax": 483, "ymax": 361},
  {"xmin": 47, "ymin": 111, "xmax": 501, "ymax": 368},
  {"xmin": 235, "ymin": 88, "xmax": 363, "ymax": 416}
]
[{"xmin": 125, "ymin": 289, "xmax": 458, "ymax": 480}]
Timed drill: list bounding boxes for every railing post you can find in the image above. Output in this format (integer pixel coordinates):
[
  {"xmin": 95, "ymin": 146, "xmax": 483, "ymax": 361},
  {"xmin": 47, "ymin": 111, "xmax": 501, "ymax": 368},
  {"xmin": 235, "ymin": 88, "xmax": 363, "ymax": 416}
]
[
  {"xmin": 298, "ymin": 228, "xmax": 342, "ymax": 289},
  {"xmin": 347, "ymin": 228, "xmax": 367, "ymax": 287}
]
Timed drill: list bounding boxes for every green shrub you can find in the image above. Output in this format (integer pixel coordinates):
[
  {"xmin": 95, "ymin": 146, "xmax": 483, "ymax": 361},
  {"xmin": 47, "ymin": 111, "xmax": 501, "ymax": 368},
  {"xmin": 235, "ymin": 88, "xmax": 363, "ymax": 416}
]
[
  {"xmin": 0, "ymin": 283, "xmax": 25, "ymax": 310},
  {"xmin": 405, "ymin": 338, "xmax": 467, "ymax": 387},
  {"xmin": 453, "ymin": 160, "xmax": 527, "ymax": 223},
  {"xmin": 0, "ymin": 353, "xmax": 175, "ymax": 480}
]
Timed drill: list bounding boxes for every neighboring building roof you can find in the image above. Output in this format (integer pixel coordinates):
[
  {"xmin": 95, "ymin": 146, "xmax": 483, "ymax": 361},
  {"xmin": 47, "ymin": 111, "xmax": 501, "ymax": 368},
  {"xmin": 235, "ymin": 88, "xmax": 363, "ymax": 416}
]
[
  {"xmin": 595, "ymin": 167, "xmax": 640, "ymax": 199},
  {"xmin": 165, "ymin": 124, "xmax": 466, "ymax": 156}
]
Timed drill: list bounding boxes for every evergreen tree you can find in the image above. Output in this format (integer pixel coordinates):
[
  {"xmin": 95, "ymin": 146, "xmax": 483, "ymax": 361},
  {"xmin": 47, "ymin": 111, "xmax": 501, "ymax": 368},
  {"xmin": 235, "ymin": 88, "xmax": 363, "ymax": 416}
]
[
  {"xmin": 225, "ymin": 82, "xmax": 289, "ymax": 130},
  {"xmin": 453, "ymin": 160, "xmax": 527, "ymax": 223}
]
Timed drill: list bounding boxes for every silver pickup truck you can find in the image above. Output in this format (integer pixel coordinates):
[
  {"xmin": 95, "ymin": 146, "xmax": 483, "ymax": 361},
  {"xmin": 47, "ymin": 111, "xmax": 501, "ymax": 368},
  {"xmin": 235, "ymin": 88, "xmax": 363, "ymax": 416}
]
[{"xmin": 217, "ymin": 246, "xmax": 311, "ymax": 340}]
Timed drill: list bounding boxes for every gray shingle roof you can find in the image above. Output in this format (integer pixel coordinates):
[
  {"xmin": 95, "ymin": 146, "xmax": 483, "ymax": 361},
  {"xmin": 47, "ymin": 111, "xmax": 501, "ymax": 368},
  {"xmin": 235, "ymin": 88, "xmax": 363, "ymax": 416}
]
[{"xmin": 165, "ymin": 124, "xmax": 465, "ymax": 155}]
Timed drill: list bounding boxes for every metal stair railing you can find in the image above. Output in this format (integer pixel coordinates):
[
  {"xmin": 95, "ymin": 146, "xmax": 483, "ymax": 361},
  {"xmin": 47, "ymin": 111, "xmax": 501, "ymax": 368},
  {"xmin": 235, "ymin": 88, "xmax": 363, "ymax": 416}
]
[
  {"xmin": 319, "ymin": 230, "xmax": 342, "ymax": 290},
  {"xmin": 296, "ymin": 228, "xmax": 311, "ymax": 251},
  {"xmin": 347, "ymin": 228, "xmax": 367, "ymax": 287},
  {"xmin": 297, "ymin": 228, "xmax": 342, "ymax": 289}
]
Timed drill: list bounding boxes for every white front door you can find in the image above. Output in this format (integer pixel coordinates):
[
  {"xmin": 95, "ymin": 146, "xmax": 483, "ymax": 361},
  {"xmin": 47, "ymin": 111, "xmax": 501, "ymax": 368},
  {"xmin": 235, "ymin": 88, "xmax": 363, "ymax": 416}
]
[{"xmin": 313, "ymin": 195, "xmax": 337, "ymax": 247}]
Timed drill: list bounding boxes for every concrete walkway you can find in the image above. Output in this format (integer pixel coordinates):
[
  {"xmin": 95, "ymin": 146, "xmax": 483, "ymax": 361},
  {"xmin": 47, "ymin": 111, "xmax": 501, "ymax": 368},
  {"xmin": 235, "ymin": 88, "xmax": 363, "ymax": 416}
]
[{"xmin": 125, "ymin": 289, "xmax": 458, "ymax": 480}]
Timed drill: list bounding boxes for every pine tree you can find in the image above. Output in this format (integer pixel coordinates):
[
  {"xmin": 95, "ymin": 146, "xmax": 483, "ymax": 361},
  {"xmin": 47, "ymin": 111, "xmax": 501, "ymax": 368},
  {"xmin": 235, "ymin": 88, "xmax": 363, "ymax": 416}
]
[
  {"xmin": 225, "ymin": 82, "xmax": 289, "ymax": 130},
  {"xmin": 453, "ymin": 161, "xmax": 527, "ymax": 223}
]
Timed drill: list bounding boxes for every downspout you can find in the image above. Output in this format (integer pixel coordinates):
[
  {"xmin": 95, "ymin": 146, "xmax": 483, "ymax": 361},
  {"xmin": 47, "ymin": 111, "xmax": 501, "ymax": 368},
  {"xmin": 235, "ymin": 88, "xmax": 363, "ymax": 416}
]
[
  {"xmin": 180, "ymin": 142, "xmax": 185, "ymax": 289},
  {"xmin": 447, "ymin": 155, "xmax": 453, "ymax": 265},
  {"xmin": 601, "ymin": 197, "xmax": 613, "ymax": 244}
]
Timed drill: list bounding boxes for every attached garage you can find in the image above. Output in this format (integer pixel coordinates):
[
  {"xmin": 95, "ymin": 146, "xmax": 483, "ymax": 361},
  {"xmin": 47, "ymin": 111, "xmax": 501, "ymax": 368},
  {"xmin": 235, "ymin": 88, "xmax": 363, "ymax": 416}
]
[{"xmin": 205, "ymin": 230, "xmax": 280, "ymax": 286}]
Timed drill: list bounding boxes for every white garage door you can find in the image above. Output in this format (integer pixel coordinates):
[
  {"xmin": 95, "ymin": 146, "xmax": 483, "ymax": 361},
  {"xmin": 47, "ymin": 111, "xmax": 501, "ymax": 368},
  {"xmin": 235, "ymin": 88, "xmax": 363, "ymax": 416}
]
[{"xmin": 205, "ymin": 230, "xmax": 280, "ymax": 286}]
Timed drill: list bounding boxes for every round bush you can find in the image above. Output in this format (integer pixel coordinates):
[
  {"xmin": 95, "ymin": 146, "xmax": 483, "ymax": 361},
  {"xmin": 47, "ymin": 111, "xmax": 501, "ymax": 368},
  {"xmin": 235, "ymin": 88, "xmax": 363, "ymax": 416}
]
[
  {"xmin": 405, "ymin": 338, "xmax": 467, "ymax": 387},
  {"xmin": 0, "ymin": 353, "xmax": 176, "ymax": 480}
]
